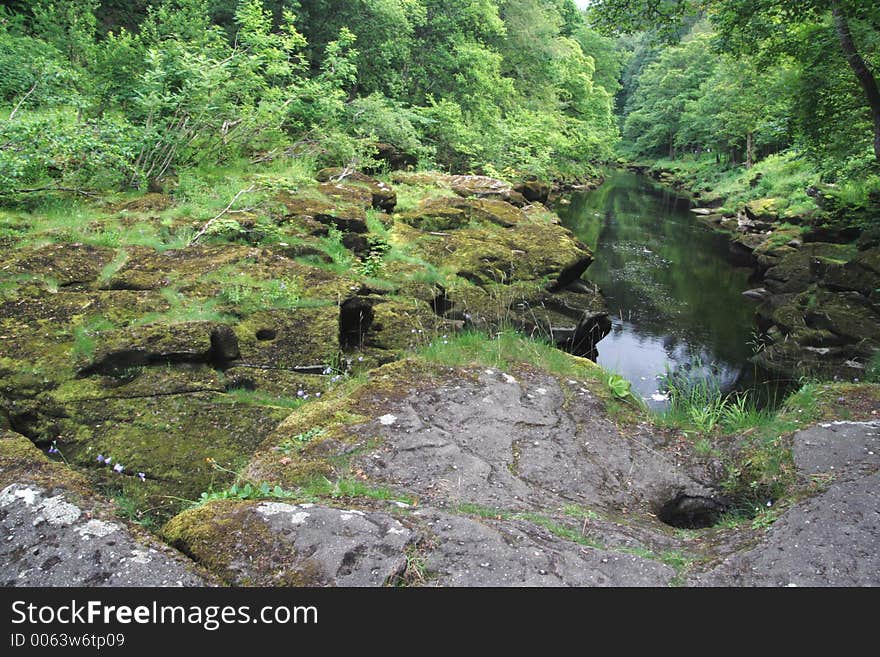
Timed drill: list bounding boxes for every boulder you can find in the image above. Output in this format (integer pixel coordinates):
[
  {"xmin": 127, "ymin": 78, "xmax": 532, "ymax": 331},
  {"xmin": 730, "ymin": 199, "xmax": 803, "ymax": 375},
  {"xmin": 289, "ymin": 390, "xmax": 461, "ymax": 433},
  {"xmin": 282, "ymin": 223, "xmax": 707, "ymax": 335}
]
[
  {"xmin": 0, "ymin": 430, "xmax": 212, "ymax": 587},
  {"xmin": 316, "ymin": 169, "xmax": 397, "ymax": 212},
  {"xmin": 164, "ymin": 501, "xmax": 412, "ymax": 586},
  {"xmin": 514, "ymin": 179, "xmax": 551, "ymax": 204}
]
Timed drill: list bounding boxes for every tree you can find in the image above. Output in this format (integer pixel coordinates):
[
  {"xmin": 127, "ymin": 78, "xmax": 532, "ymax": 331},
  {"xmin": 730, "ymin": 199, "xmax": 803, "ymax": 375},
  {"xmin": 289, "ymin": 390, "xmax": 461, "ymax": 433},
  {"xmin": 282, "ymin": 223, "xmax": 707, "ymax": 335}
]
[{"xmin": 590, "ymin": 0, "xmax": 880, "ymax": 162}]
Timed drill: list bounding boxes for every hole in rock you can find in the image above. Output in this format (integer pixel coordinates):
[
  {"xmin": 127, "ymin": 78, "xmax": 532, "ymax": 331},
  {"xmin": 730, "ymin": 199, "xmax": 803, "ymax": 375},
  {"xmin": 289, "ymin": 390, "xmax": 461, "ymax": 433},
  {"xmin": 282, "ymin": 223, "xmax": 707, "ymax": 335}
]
[
  {"xmin": 658, "ymin": 494, "xmax": 727, "ymax": 529},
  {"xmin": 256, "ymin": 328, "xmax": 277, "ymax": 341},
  {"xmin": 339, "ymin": 297, "xmax": 375, "ymax": 348}
]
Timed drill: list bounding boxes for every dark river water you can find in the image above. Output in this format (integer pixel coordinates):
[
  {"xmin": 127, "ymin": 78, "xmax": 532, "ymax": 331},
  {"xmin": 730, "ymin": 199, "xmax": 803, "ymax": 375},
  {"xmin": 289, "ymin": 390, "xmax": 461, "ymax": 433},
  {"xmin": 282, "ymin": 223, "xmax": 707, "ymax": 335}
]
[{"xmin": 557, "ymin": 170, "xmax": 778, "ymax": 408}]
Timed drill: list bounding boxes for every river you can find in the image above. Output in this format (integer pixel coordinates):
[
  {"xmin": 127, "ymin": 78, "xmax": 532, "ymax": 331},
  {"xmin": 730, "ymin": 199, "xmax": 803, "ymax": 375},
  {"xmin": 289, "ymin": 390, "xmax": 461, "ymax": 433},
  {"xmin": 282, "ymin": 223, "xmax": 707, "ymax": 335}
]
[{"xmin": 557, "ymin": 170, "xmax": 782, "ymax": 408}]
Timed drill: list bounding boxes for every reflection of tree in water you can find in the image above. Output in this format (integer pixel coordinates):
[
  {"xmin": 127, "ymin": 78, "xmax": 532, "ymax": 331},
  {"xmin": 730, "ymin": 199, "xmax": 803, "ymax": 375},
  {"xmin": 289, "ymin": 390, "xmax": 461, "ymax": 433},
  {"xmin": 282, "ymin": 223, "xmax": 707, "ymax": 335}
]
[{"xmin": 558, "ymin": 170, "xmax": 768, "ymax": 399}]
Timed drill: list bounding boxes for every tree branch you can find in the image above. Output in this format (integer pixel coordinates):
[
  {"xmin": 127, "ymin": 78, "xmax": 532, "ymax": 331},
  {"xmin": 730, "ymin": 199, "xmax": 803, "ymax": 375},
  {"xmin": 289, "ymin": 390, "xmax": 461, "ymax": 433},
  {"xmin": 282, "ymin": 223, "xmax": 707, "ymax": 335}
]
[{"xmin": 188, "ymin": 185, "xmax": 256, "ymax": 246}]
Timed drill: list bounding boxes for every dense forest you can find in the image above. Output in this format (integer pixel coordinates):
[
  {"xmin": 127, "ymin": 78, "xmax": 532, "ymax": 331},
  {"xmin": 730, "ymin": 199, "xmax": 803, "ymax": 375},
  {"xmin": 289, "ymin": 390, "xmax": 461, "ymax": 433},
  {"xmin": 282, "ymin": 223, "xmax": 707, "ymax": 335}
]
[
  {"xmin": 1, "ymin": 1, "xmax": 878, "ymax": 201},
  {"xmin": 0, "ymin": 0, "xmax": 624, "ymax": 190}
]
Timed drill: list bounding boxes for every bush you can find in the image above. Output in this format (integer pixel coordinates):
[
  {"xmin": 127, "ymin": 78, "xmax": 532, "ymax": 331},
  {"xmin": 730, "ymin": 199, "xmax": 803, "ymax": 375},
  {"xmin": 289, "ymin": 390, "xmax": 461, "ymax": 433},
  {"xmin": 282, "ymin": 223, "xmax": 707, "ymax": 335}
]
[{"xmin": 0, "ymin": 110, "xmax": 142, "ymax": 191}]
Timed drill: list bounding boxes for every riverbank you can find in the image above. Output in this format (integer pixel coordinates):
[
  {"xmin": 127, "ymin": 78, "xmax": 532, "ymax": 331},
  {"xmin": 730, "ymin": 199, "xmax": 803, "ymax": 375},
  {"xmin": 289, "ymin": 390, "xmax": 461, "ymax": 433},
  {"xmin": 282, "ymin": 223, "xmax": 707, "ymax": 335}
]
[
  {"xmin": 1, "ymin": 166, "xmax": 878, "ymax": 587},
  {"xmin": 626, "ymin": 157, "xmax": 880, "ymax": 383}
]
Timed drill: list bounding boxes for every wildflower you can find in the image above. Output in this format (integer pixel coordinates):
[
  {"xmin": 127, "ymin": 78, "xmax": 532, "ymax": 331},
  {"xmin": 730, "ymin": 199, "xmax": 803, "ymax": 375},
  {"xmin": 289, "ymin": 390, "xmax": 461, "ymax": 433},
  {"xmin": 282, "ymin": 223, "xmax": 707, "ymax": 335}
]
[
  {"xmin": 323, "ymin": 367, "xmax": 333, "ymax": 375},
  {"xmin": 113, "ymin": 463, "xmax": 124, "ymax": 473},
  {"xmin": 97, "ymin": 454, "xmax": 105, "ymax": 464},
  {"xmin": 357, "ymin": 356, "xmax": 364, "ymax": 362},
  {"xmin": 48, "ymin": 442, "xmax": 60, "ymax": 455},
  {"xmin": 297, "ymin": 390, "xmax": 305, "ymax": 397},
  {"xmin": 138, "ymin": 472, "xmax": 146, "ymax": 482},
  {"xmin": 316, "ymin": 392, "xmax": 321, "ymax": 398}
]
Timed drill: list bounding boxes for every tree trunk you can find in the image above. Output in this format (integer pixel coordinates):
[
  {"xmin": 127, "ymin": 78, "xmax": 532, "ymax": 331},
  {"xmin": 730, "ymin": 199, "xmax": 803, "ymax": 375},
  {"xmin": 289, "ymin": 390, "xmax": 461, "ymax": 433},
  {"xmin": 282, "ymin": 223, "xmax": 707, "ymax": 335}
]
[
  {"xmin": 746, "ymin": 131, "xmax": 753, "ymax": 169},
  {"xmin": 833, "ymin": 4, "xmax": 880, "ymax": 161}
]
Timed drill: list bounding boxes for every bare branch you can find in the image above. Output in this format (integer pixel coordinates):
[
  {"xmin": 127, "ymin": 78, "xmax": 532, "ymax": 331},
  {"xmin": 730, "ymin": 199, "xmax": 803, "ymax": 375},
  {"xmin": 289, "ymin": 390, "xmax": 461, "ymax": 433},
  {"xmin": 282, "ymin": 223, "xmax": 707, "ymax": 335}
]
[
  {"xmin": 9, "ymin": 81, "xmax": 39, "ymax": 121},
  {"xmin": 188, "ymin": 185, "xmax": 256, "ymax": 246}
]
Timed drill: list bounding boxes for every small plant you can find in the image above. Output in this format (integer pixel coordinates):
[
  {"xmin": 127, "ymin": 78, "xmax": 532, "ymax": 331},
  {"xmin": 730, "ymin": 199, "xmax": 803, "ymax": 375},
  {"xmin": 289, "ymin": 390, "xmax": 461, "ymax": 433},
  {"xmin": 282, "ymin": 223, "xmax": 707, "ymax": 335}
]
[
  {"xmin": 867, "ymin": 351, "xmax": 880, "ymax": 383},
  {"xmin": 197, "ymin": 481, "xmax": 298, "ymax": 505},
  {"xmin": 277, "ymin": 427, "xmax": 325, "ymax": 455},
  {"xmin": 693, "ymin": 437, "xmax": 716, "ymax": 457},
  {"xmin": 72, "ymin": 316, "xmax": 116, "ymax": 360},
  {"xmin": 197, "ymin": 457, "xmax": 298, "ymax": 505},
  {"xmin": 45, "ymin": 440, "xmax": 69, "ymax": 466},
  {"xmin": 357, "ymin": 235, "xmax": 391, "ymax": 278},
  {"xmin": 219, "ymin": 276, "xmax": 302, "ymax": 314},
  {"xmin": 750, "ymin": 504, "xmax": 780, "ymax": 530}
]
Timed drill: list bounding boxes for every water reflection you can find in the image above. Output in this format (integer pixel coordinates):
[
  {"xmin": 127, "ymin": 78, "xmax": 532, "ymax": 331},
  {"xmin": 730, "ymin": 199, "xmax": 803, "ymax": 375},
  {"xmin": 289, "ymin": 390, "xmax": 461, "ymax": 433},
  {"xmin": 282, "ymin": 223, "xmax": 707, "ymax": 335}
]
[{"xmin": 557, "ymin": 170, "xmax": 772, "ymax": 408}]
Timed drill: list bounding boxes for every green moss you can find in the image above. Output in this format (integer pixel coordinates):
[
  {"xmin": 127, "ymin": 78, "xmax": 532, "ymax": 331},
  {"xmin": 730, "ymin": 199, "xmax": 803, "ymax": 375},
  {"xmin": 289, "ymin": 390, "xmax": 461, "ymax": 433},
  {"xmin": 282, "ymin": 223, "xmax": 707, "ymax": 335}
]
[{"xmin": 163, "ymin": 500, "xmax": 322, "ymax": 586}]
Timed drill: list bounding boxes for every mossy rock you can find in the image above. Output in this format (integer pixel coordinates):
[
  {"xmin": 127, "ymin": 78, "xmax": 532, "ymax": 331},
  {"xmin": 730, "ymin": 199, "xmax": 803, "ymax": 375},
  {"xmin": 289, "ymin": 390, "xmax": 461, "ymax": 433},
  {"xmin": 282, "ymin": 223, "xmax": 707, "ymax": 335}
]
[
  {"xmin": 0, "ymin": 429, "xmax": 92, "ymax": 497},
  {"xmin": 112, "ymin": 193, "xmax": 175, "ymax": 213},
  {"xmin": 514, "ymin": 179, "xmax": 551, "ymax": 204},
  {"xmin": 7, "ymin": 243, "xmax": 115, "ymax": 287},
  {"xmin": 163, "ymin": 499, "xmax": 412, "ymax": 586},
  {"xmin": 276, "ymin": 190, "xmax": 368, "ymax": 234},
  {"xmin": 163, "ymin": 500, "xmax": 311, "ymax": 586},
  {"xmin": 393, "ymin": 216, "xmax": 592, "ymax": 290},
  {"xmin": 30, "ymin": 390, "xmax": 290, "ymax": 502},
  {"xmin": 244, "ymin": 359, "xmax": 448, "ymax": 489},
  {"xmin": 223, "ymin": 367, "xmax": 327, "ymax": 399},
  {"xmin": 802, "ymin": 289, "xmax": 880, "ymax": 343},
  {"xmin": 236, "ymin": 307, "xmax": 340, "ymax": 371},
  {"xmin": 315, "ymin": 169, "xmax": 396, "ymax": 212},
  {"xmin": 743, "ymin": 198, "xmax": 780, "ymax": 222},
  {"xmin": 79, "ymin": 321, "xmax": 239, "ymax": 374},
  {"xmin": 104, "ymin": 245, "xmax": 253, "ymax": 291},
  {"xmin": 397, "ymin": 196, "xmax": 528, "ymax": 231},
  {"xmin": 764, "ymin": 243, "xmax": 857, "ymax": 293}
]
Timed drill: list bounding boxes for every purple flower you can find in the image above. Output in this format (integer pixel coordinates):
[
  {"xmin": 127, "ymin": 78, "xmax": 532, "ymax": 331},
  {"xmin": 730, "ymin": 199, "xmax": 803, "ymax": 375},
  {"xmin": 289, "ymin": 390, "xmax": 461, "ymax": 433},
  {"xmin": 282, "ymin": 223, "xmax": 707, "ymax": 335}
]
[
  {"xmin": 137, "ymin": 472, "xmax": 146, "ymax": 482},
  {"xmin": 316, "ymin": 392, "xmax": 321, "ymax": 398},
  {"xmin": 48, "ymin": 442, "xmax": 59, "ymax": 455},
  {"xmin": 296, "ymin": 390, "xmax": 305, "ymax": 397},
  {"xmin": 97, "ymin": 454, "xmax": 106, "ymax": 464},
  {"xmin": 113, "ymin": 463, "xmax": 124, "ymax": 474}
]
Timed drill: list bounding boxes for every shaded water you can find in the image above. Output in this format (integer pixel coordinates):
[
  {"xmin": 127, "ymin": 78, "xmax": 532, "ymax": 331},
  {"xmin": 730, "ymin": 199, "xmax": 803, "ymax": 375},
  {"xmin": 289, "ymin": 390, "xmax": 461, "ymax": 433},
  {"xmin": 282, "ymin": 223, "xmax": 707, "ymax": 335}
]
[{"xmin": 557, "ymin": 170, "xmax": 778, "ymax": 408}]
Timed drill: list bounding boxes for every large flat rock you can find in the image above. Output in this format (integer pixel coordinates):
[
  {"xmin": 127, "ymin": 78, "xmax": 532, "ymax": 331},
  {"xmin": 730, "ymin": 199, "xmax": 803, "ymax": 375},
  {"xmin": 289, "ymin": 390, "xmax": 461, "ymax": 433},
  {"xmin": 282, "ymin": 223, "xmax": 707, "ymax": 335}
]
[{"xmin": 1, "ymin": 483, "xmax": 210, "ymax": 587}]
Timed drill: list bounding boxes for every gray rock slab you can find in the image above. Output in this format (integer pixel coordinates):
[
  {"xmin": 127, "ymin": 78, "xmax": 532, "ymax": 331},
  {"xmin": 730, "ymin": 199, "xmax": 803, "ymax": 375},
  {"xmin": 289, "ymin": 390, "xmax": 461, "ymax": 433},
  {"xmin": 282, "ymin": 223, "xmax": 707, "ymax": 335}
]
[
  {"xmin": 412, "ymin": 509, "xmax": 674, "ymax": 587},
  {"xmin": 691, "ymin": 470, "xmax": 880, "ymax": 587},
  {"xmin": 359, "ymin": 370, "xmax": 713, "ymax": 513},
  {"xmin": 252, "ymin": 502, "xmax": 413, "ymax": 587},
  {"xmin": 793, "ymin": 420, "xmax": 880, "ymax": 477},
  {"xmin": 0, "ymin": 483, "xmax": 209, "ymax": 586}
]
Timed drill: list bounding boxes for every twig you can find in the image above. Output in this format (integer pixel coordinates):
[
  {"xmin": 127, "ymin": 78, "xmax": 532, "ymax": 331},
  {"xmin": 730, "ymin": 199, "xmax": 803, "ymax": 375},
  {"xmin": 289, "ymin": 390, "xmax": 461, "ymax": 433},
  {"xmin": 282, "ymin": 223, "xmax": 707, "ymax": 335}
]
[
  {"xmin": 189, "ymin": 185, "xmax": 256, "ymax": 245},
  {"xmin": 9, "ymin": 81, "xmax": 39, "ymax": 121}
]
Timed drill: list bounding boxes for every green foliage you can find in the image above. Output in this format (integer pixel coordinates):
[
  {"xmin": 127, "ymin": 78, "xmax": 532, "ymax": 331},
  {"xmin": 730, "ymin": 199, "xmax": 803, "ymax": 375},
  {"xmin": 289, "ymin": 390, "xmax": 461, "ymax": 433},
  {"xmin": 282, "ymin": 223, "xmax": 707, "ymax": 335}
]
[
  {"xmin": 866, "ymin": 351, "xmax": 880, "ymax": 384},
  {"xmin": 219, "ymin": 276, "xmax": 302, "ymax": 315},
  {"xmin": 197, "ymin": 480, "xmax": 297, "ymax": 505},
  {"xmin": 0, "ymin": 0, "xmax": 623, "ymax": 188},
  {"xmin": 277, "ymin": 428, "xmax": 325, "ymax": 455}
]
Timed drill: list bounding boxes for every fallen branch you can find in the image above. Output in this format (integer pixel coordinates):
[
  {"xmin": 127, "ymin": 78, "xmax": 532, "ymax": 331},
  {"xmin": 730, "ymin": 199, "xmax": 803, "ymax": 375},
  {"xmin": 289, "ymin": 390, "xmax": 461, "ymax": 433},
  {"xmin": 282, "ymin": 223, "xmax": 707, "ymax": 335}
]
[
  {"xmin": 188, "ymin": 185, "xmax": 256, "ymax": 246},
  {"xmin": 0, "ymin": 186, "xmax": 99, "ymax": 198},
  {"xmin": 9, "ymin": 81, "xmax": 39, "ymax": 121}
]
